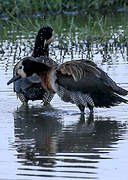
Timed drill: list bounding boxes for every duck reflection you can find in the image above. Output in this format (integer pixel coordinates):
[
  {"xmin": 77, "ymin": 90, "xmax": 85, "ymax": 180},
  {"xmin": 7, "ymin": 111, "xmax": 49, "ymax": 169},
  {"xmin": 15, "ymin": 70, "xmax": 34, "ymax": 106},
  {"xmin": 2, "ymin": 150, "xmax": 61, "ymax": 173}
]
[
  {"xmin": 14, "ymin": 106, "xmax": 127, "ymax": 169},
  {"xmin": 58, "ymin": 115, "xmax": 126, "ymax": 154},
  {"xmin": 14, "ymin": 105, "xmax": 62, "ymax": 167}
]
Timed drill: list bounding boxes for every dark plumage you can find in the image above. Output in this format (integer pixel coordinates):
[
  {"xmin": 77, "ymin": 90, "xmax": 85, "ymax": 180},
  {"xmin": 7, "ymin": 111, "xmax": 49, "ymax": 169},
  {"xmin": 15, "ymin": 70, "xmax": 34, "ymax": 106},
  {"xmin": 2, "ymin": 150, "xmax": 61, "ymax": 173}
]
[
  {"xmin": 13, "ymin": 26, "xmax": 57, "ymax": 105},
  {"xmin": 32, "ymin": 26, "xmax": 53, "ymax": 57},
  {"xmin": 7, "ymin": 59, "xmax": 128, "ymax": 113}
]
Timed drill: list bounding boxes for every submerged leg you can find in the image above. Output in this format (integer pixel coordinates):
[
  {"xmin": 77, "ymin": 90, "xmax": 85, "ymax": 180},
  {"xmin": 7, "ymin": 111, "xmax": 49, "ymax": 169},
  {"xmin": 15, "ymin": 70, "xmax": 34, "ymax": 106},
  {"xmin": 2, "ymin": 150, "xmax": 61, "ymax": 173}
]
[
  {"xmin": 77, "ymin": 104, "xmax": 85, "ymax": 114},
  {"xmin": 87, "ymin": 112, "xmax": 94, "ymax": 123}
]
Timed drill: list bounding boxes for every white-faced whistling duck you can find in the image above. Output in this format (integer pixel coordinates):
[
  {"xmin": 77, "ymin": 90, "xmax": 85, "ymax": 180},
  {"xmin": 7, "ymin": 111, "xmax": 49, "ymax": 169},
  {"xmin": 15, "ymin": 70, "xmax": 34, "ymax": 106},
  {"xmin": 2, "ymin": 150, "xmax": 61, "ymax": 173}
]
[
  {"xmin": 13, "ymin": 26, "xmax": 57, "ymax": 105},
  {"xmin": 7, "ymin": 59, "xmax": 128, "ymax": 113}
]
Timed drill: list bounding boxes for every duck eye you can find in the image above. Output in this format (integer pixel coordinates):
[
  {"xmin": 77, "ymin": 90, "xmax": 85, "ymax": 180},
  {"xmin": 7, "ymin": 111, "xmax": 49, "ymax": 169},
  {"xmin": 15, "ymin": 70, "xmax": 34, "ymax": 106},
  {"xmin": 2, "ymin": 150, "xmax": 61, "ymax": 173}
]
[{"xmin": 19, "ymin": 66, "xmax": 22, "ymax": 69}]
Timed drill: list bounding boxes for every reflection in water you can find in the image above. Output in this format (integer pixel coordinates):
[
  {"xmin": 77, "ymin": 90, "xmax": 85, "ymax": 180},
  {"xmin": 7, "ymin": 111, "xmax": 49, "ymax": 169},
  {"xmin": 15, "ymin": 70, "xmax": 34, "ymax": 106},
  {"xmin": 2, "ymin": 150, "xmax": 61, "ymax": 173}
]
[
  {"xmin": 14, "ymin": 105, "xmax": 62, "ymax": 167},
  {"xmin": 59, "ymin": 117, "xmax": 120, "ymax": 153},
  {"xmin": 13, "ymin": 106, "xmax": 127, "ymax": 179}
]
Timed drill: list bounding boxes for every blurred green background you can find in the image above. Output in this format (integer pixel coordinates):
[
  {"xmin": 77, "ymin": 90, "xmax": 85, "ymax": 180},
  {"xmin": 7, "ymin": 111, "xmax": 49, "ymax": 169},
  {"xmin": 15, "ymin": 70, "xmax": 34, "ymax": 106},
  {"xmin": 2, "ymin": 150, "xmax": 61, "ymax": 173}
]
[{"xmin": 0, "ymin": 0, "xmax": 128, "ymax": 18}]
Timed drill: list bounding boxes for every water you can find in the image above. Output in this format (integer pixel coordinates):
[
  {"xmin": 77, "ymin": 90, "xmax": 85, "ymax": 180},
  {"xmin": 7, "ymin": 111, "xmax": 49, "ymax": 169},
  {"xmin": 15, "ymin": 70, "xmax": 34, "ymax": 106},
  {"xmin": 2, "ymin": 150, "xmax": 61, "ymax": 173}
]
[{"xmin": 0, "ymin": 14, "xmax": 128, "ymax": 180}]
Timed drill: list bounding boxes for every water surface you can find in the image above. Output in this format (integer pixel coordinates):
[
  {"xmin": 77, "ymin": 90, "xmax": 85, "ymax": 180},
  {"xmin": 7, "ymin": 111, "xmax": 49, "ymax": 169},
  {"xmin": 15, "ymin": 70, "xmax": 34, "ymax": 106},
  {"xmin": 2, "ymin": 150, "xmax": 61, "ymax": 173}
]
[{"xmin": 0, "ymin": 14, "xmax": 128, "ymax": 180}]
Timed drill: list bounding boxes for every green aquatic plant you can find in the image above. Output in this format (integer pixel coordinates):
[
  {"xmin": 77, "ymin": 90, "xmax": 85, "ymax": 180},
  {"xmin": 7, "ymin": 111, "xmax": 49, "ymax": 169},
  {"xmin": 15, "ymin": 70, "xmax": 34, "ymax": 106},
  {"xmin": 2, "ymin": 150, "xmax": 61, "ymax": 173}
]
[
  {"xmin": 0, "ymin": 0, "xmax": 128, "ymax": 19},
  {"xmin": 0, "ymin": 13, "xmax": 127, "ymax": 64},
  {"xmin": 0, "ymin": 13, "xmax": 127, "ymax": 42}
]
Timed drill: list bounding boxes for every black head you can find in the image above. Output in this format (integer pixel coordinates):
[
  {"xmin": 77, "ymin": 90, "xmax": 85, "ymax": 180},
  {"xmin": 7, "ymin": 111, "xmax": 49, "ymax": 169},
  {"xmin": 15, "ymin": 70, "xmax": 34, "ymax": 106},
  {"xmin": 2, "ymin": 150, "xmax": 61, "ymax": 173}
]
[
  {"xmin": 32, "ymin": 26, "xmax": 54, "ymax": 58},
  {"xmin": 7, "ymin": 57, "xmax": 50, "ymax": 85}
]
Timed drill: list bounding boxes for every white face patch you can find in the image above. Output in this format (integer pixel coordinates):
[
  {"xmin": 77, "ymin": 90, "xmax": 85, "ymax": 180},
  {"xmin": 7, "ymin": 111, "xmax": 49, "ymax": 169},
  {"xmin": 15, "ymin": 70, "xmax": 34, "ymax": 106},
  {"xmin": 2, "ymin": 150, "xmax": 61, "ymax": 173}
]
[
  {"xmin": 16, "ymin": 61, "xmax": 26, "ymax": 78},
  {"xmin": 44, "ymin": 39, "xmax": 47, "ymax": 48},
  {"xmin": 45, "ymin": 31, "xmax": 54, "ymax": 45}
]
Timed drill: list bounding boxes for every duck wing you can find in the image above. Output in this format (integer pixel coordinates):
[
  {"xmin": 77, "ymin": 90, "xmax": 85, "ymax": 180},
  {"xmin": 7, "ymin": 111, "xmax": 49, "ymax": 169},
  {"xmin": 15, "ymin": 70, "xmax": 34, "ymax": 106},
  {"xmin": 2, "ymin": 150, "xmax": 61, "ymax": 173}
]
[
  {"xmin": 56, "ymin": 60, "xmax": 128, "ymax": 95},
  {"xmin": 80, "ymin": 59, "xmax": 128, "ymax": 95},
  {"xmin": 56, "ymin": 60, "xmax": 106, "ymax": 93}
]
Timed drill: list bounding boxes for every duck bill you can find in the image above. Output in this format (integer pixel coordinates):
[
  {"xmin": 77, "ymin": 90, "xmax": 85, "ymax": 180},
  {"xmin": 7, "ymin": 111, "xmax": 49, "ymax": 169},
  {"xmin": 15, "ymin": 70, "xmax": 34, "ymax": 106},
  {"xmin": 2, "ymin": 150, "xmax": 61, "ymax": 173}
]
[{"xmin": 7, "ymin": 75, "xmax": 21, "ymax": 85}]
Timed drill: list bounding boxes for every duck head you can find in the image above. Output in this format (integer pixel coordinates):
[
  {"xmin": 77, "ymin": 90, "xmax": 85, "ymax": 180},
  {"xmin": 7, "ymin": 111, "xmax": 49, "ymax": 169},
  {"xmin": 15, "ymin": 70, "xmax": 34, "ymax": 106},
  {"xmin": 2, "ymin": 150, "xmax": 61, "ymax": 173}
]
[
  {"xmin": 32, "ymin": 26, "xmax": 54, "ymax": 58},
  {"xmin": 7, "ymin": 57, "xmax": 50, "ymax": 85}
]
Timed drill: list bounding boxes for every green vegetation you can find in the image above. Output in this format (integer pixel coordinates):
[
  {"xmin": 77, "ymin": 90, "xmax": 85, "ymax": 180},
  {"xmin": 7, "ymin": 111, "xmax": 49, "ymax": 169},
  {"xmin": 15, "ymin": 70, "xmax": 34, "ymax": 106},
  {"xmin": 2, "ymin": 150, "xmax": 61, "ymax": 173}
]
[
  {"xmin": 0, "ymin": 13, "xmax": 128, "ymax": 42},
  {"xmin": 0, "ymin": 0, "xmax": 128, "ymax": 19},
  {"xmin": 0, "ymin": 1, "xmax": 127, "ymax": 64},
  {"xmin": 0, "ymin": 13, "xmax": 127, "ymax": 64}
]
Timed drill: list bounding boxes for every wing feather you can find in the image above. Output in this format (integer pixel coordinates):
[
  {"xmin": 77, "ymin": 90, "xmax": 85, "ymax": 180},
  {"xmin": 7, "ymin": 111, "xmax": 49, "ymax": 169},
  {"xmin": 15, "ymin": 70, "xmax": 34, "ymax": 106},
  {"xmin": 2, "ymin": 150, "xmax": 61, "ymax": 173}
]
[
  {"xmin": 59, "ymin": 60, "xmax": 101, "ymax": 81},
  {"xmin": 56, "ymin": 59, "xmax": 128, "ymax": 96}
]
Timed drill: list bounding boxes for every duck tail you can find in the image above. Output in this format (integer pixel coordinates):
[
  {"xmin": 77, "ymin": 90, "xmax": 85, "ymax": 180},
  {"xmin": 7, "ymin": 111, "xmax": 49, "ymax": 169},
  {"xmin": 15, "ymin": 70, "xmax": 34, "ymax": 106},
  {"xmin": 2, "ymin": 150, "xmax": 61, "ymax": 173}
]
[
  {"xmin": 92, "ymin": 93, "xmax": 128, "ymax": 108},
  {"xmin": 115, "ymin": 86, "xmax": 128, "ymax": 96}
]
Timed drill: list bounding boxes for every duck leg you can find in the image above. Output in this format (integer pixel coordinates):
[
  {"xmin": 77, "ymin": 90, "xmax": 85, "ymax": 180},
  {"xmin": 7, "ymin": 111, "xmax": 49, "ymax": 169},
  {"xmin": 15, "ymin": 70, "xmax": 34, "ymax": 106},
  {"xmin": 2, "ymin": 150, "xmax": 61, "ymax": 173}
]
[
  {"xmin": 77, "ymin": 104, "xmax": 85, "ymax": 114},
  {"xmin": 87, "ymin": 103, "xmax": 94, "ymax": 113}
]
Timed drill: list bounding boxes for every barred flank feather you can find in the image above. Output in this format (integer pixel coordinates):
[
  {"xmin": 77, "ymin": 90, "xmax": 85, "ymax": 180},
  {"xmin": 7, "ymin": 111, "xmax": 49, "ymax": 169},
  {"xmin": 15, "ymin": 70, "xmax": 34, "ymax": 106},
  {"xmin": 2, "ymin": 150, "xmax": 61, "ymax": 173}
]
[
  {"xmin": 18, "ymin": 93, "xmax": 28, "ymax": 105},
  {"xmin": 42, "ymin": 92, "xmax": 54, "ymax": 105},
  {"xmin": 56, "ymin": 84, "xmax": 94, "ymax": 109}
]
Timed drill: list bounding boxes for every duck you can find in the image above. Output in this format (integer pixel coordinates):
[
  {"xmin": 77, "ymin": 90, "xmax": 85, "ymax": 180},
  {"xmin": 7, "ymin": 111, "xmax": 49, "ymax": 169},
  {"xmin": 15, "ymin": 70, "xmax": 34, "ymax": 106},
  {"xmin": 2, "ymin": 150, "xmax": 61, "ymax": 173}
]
[
  {"xmin": 13, "ymin": 26, "xmax": 57, "ymax": 105},
  {"xmin": 7, "ymin": 58, "xmax": 128, "ymax": 113}
]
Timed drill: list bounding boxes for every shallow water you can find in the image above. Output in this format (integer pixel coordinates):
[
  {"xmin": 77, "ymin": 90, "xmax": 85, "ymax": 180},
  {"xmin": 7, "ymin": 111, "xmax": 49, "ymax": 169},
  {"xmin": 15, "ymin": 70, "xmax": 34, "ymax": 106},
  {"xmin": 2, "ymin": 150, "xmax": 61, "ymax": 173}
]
[{"xmin": 0, "ymin": 14, "xmax": 128, "ymax": 180}]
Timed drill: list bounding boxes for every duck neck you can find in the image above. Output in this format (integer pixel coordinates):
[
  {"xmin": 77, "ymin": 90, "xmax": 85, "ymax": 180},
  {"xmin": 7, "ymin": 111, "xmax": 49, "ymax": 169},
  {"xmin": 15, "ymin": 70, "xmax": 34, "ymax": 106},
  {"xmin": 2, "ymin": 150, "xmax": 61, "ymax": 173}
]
[
  {"xmin": 32, "ymin": 44, "xmax": 49, "ymax": 58},
  {"xmin": 23, "ymin": 60, "xmax": 51, "ymax": 77},
  {"xmin": 33, "ymin": 61, "xmax": 51, "ymax": 75},
  {"xmin": 32, "ymin": 62, "xmax": 56, "ymax": 93},
  {"xmin": 32, "ymin": 42, "xmax": 49, "ymax": 58}
]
